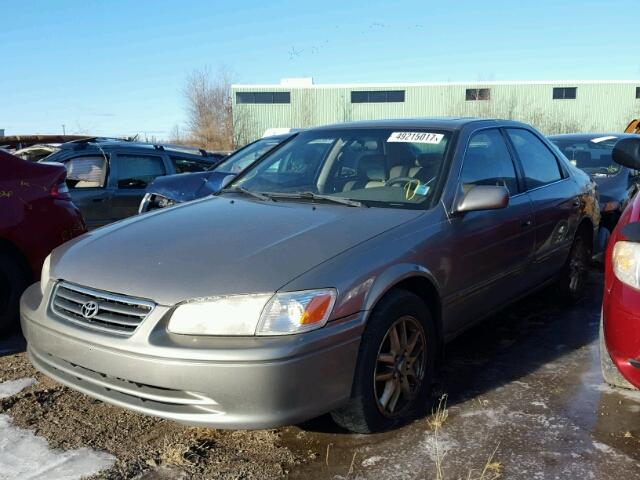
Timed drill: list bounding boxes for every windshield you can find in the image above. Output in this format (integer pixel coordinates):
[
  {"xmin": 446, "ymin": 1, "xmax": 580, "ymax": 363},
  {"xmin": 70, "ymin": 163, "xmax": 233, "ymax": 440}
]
[
  {"xmin": 551, "ymin": 136, "xmax": 621, "ymax": 176},
  {"xmin": 229, "ymin": 128, "xmax": 451, "ymax": 209},
  {"xmin": 212, "ymin": 137, "xmax": 284, "ymax": 174}
]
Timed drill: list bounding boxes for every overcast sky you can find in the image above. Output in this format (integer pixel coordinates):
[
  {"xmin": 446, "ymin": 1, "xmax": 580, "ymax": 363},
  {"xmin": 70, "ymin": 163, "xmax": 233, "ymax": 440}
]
[{"xmin": 1, "ymin": 0, "xmax": 639, "ymax": 138}]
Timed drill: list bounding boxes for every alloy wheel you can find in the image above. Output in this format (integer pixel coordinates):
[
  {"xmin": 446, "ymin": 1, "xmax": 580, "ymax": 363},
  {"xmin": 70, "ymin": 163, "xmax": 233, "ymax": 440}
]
[{"xmin": 374, "ymin": 315, "xmax": 427, "ymax": 417}]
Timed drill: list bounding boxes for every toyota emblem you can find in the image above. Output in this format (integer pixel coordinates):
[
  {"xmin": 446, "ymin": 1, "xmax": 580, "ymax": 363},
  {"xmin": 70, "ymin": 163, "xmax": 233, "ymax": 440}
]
[{"xmin": 81, "ymin": 301, "xmax": 99, "ymax": 319}]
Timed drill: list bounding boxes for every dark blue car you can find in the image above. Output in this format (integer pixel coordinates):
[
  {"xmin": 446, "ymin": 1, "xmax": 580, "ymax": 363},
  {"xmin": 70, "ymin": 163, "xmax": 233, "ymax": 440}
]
[
  {"xmin": 549, "ymin": 133, "xmax": 640, "ymax": 233},
  {"xmin": 139, "ymin": 134, "xmax": 292, "ymax": 213}
]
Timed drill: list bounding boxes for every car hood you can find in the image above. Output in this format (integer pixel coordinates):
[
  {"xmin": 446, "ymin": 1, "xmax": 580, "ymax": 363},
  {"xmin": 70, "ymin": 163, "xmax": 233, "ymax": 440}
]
[
  {"xmin": 592, "ymin": 170, "xmax": 628, "ymax": 205},
  {"xmin": 51, "ymin": 196, "xmax": 423, "ymax": 305},
  {"xmin": 149, "ymin": 171, "xmax": 234, "ymax": 203}
]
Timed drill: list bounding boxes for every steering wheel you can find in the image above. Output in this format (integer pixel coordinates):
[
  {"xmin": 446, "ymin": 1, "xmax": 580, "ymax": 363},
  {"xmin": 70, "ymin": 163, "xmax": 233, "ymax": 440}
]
[{"xmin": 385, "ymin": 176, "xmax": 416, "ymax": 186}]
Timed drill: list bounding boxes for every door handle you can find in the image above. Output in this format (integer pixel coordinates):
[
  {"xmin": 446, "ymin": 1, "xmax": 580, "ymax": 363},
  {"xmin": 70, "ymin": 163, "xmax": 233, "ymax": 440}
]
[
  {"xmin": 522, "ymin": 219, "xmax": 533, "ymax": 228},
  {"xmin": 92, "ymin": 198, "xmax": 105, "ymax": 203}
]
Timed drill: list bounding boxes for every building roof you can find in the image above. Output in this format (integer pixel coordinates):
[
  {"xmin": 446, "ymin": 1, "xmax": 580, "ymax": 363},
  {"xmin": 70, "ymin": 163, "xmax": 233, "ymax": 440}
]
[{"xmin": 233, "ymin": 79, "xmax": 640, "ymax": 89}]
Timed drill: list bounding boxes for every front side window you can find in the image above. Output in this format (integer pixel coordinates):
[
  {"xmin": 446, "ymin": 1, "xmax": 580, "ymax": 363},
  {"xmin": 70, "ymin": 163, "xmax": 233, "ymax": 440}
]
[
  {"xmin": 65, "ymin": 155, "xmax": 108, "ymax": 189},
  {"xmin": 116, "ymin": 154, "xmax": 166, "ymax": 189},
  {"xmin": 230, "ymin": 128, "xmax": 452, "ymax": 209},
  {"xmin": 461, "ymin": 129, "xmax": 518, "ymax": 195},
  {"xmin": 214, "ymin": 137, "xmax": 283, "ymax": 174},
  {"xmin": 507, "ymin": 129, "xmax": 562, "ymax": 189}
]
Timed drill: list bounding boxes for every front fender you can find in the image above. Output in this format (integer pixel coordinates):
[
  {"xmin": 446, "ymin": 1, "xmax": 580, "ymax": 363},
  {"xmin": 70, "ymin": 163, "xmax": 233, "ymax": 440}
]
[{"xmin": 361, "ymin": 263, "xmax": 441, "ymax": 313}]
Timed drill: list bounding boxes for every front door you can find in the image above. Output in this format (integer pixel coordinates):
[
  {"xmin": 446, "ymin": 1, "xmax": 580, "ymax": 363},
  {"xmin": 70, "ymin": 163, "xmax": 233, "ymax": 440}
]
[
  {"xmin": 110, "ymin": 153, "xmax": 167, "ymax": 220},
  {"xmin": 444, "ymin": 128, "xmax": 535, "ymax": 334}
]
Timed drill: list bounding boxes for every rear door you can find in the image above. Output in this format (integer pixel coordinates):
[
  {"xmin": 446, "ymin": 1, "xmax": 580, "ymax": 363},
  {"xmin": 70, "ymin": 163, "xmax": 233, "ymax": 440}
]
[
  {"xmin": 110, "ymin": 152, "xmax": 167, "ymax": 220},
  {"xmin": 505, "ymin": 128, "xmax": 580, "ymax": 281},
  {"xmin": 445, "ymin": 128, "xmax": 535, "ymax": 333},
  {"xmin": 64, "ymin": 154, "xmax": 114, "ymax": 228}
]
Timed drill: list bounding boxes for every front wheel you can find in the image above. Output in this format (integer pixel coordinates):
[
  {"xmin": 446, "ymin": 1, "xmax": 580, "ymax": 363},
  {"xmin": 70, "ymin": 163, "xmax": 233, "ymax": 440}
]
[{"xmin": 331, "ymin": 290, "xmax": 436, "ymax": 433}]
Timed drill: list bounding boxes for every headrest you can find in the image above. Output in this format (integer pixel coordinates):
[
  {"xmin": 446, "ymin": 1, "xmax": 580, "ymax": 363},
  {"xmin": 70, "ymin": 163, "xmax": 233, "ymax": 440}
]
[
  {"xmin": 358, "ymin": 154, "xmax": 386, "ymax": 181},
  {"xmin": 416, "ymin": 152, "xmax": 441, "ymax": 168}
]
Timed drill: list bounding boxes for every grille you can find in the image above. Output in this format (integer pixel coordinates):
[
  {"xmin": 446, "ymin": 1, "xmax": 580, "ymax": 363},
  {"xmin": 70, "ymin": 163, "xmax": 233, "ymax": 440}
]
[{"xmin": 50, "ymin": 282, "xmax": 154, "ymax": 335}]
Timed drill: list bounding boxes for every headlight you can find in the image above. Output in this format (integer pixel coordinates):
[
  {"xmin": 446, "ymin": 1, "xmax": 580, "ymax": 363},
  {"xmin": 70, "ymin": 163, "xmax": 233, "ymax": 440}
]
[
  {"xmin": 612, "ymin": 241, "xmax": 640, "ymax": 289},
  {"xmin": 167, "ymin": 294, "xmax": 272, "ymax": 336},
  {"xmin": 40, "ymin": 254, "xmax": 52, "ymax": 295},
  {"xmin": 257, "ymin": 289, "xmax": 336, "ymax": 336},
  {"xmin": 167, "ymin": 289, "xmax": 337, "ymax": 336}
]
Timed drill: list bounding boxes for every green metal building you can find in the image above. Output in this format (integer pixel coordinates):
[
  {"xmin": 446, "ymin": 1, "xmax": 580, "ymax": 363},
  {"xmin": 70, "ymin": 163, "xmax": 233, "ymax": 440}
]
[{"xmin": 232, "ymin": 79, "xmax": 640, "ymax": 144}]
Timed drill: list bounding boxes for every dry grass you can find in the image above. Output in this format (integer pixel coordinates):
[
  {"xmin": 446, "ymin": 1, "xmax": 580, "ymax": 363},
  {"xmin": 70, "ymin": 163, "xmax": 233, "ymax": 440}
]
[
  {"xmin": 428, "ymin": 394, "xmax": 502, "ymax": 480},
  {"xmin": 429, "ymin": 394, "xmax": 449, "ymax": 480}
]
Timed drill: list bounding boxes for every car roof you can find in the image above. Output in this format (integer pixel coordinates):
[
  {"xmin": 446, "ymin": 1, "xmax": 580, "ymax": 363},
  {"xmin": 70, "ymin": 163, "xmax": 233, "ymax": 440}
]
[
  {"xmin": 548, "ymin": 133, "xmax": 640, "ymax": 141},
  {"xmin": 56, "ymin": 138, "xmax": 216, "ymax": 159},
  {"xmin": 308, "ymin": 117, "xmax": 531, "ymax": 131}
]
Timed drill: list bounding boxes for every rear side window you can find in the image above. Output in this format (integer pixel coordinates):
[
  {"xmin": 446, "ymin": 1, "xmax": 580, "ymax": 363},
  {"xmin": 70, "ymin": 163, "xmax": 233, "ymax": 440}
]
[
  {"xmin": 506, "ymin": 129, "xmax": 562, "ymax": 189},
  {"xmin": 461, "ymin": 129, "xmax": 518, "ymax": 195},
  {"xmin": 66, "ymin": 155, "xmax": 108, "ymax": 189},
  {"xmin": 116, "ymin": 154, "xmax": 166, "ymax": 189},
  {"xmin": 170, "ymin": 156, "xmax": 211, "ymax": 173}
]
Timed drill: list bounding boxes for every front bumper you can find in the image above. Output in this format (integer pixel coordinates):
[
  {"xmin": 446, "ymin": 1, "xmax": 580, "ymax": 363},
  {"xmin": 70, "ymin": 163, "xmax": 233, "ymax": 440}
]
[
  {"xmin": 603, "ymin": 280, "xmax": 640, "ymax": 389},
  {"xmin": 21, "ymin": 282, "xmax": 364, "ymax": 429}
]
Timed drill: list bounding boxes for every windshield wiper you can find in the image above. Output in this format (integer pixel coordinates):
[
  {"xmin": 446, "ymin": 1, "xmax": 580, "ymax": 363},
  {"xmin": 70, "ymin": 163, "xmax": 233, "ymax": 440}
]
[
  {"xmin": 267, "ymin": 191, "xmax": 365, "ymax": 207},
  {"xmin": 220, "ymin": 186, "xmax": 272, "ymax": 202}
]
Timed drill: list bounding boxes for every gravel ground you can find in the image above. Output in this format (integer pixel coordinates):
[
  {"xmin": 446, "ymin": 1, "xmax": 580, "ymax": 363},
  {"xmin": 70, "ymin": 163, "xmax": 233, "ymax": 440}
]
[{"xmin": 0, "ymin": 348, "xmax": 310, "ymax": 479}]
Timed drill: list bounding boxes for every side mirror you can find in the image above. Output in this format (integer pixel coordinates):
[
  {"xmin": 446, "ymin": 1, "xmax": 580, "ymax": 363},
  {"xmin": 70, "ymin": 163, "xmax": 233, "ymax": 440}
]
[
  {"xmin": 455, "ymin": 185, "xmax": 509, "ymax": 213},
  {"xmin": 613, "ymin": 137, "xmax": 640, "ymax": 170}
]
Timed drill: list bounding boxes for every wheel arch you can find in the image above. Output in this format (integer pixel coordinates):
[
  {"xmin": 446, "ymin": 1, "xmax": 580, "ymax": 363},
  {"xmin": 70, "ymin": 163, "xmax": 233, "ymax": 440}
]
[
  {"xmin": 363, "ymin": 264, "xmax": 444, "ymax": 352},
  {"xmin": 0, "ymin": 237, "xmax": 33, "ymax": 281}
]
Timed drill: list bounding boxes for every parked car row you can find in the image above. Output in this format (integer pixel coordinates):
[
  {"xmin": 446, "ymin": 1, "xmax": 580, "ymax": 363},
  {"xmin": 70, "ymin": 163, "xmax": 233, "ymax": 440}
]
[{"xmin": 20, "ymin": 118, "xmax": 604, "ymax": 433}]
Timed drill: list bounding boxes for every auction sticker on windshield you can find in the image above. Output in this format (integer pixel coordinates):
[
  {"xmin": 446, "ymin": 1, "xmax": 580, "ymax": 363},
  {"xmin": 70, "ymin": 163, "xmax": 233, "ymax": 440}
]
[{"xmin": 388, "ymin": 132, "xmax": 444, "ymax": 144}]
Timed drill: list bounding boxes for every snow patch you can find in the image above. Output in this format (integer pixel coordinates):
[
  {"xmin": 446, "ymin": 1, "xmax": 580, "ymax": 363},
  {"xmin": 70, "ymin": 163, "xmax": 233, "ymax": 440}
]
[
  {"xmin": 361, "ymin": 455, "xmax": 384, "ymax": 467},
  {"xmin": 0, "ymin": 414, "xmax": 114, "ymax": 480},
  {"xmin": 0, "ymin": 378, "xmax": 36, "ymax": 399}
]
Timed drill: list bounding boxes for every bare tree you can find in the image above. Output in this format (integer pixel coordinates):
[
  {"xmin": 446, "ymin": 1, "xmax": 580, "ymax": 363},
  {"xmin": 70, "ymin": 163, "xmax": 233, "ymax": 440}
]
[{"xmin": 184, "ymin": 66, "xmax": 235, "ymax": 150}]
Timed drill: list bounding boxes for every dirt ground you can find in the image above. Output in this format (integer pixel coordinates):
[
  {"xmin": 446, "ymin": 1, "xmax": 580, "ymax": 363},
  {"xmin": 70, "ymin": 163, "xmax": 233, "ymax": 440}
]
[{"xmin": 2, "ymin": 272, "xmax": 640, "ymax": 479}]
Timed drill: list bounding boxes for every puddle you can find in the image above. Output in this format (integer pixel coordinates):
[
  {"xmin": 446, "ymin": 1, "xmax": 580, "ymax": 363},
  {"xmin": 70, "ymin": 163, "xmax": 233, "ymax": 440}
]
[{"xmin": 283, "ymin": 275, "xmax": 640, "ymax": 479}]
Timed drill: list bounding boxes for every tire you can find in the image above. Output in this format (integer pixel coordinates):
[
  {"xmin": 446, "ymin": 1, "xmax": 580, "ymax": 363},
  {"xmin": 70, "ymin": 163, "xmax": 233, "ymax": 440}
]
[
  {"xmin": 556, "ymin": 233, "xmax": 590, "ymax": 302},
  {"xmin": 0, "ymin": 251, "xmax": 30, "ymax": 335},
  {"xmin": 599, "ymin": 315, "xmax": 635, "ymax": 390},
  {"xmin": 331, "ymin": 289, "xmax": 436, "ymax": 433}
]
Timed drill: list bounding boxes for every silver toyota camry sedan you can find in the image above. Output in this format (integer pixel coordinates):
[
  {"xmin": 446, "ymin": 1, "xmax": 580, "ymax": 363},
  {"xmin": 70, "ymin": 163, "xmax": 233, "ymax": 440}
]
[{"xmin": 21, "ymin": 118, "xmax": 599, "ymax": 433}]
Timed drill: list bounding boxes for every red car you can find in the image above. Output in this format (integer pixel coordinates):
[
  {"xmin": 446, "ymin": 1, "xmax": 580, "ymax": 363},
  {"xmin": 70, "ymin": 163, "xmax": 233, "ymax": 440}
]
[
  {"xmin": 0, "ymin": 151, "xmax": 86, "ymax": 334},
  {"xmin": 602, "ymin": 136, "xmax": 640, "ymax": 389}
]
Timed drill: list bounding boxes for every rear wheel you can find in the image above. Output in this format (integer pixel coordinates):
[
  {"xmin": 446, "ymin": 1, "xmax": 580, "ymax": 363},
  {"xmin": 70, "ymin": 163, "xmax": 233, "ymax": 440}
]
[
  {"xmin": 599, "ymin": 315, "xmax": 635, "ymax": 390},
  {"xmin": 331, "ymin": 290, "xmax": 436, "ymax": 433},
  {"xmin": 557, "ymin": 233, "xmax": 590, "ymax": 301},
  {"xmin": 0, "ymin": 251, "xmax": 30, "ymax": 335}
]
